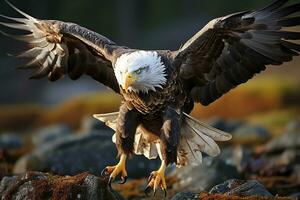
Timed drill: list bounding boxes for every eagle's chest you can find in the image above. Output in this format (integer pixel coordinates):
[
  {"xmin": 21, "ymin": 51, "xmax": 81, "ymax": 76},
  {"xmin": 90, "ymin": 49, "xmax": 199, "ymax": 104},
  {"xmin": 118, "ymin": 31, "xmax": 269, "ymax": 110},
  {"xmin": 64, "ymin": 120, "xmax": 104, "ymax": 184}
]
[
  {"xmin": 121, "ymin": 89, "xmax": 172, "ymax": 115},
  {"xmin": 121, "ymin": 77, "xmax": 183, "ymax": 115}
]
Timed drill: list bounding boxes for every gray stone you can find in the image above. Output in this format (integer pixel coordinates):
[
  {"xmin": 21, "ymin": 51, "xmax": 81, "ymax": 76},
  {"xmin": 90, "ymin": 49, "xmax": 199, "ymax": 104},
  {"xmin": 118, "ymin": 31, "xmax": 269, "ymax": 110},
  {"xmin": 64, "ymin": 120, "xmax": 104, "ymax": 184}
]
[
  {"xmin": 220, "ymin": 146, "xmax": 256, "ymax": 173},
  {"xmin": 232, "ymin": 124, "xmax": 271, "ymax": 144},
  {"xmin": 82, "ymin": 175, "xmax": 124, "ymax": 200},
  {"xmin": 32, "ymin": 124, "xmax": 72, "ymax": 146},
  {"xmin": 222, "ymin": 146, "xmax": 300, "ymax": 177},
  {"xmin": 209, "ymin": 119, "xmax": 272, "ymax": 145},
  {"xmin": 265, "ymin": 121, "xmax": 300, "ymax": 153},
  {"xmin": 272, "ymin": 149, "xmax": 300, "ymax": 166},
  {"xmin": 292, "ymin": 165, "xmax": 300, "ymax": 177},
  {"xmin": 0, "ymin": 133, "xmax": 22, "ymax": 150},
  {"xmin": 14, "ymin": 131, "xmax": 159, "ymax": 178},
  {"xmin": 170, "ymin": 157, "xmax": 239, "ymax": 192},
  {"xmin": 0, "ymin": 175, "xmax": 18, "ymax": 195},
  {"xmin": 171, "ymin": 192, "xmax": 199, "ymax": 200},
  {"xmin": 209, "ymin": 179, "xmax": 273, "ymax": 197},
  {"xmin": 286, "ymin": 120, "xmax": 300, "ymax": 133},
  {"xmin": 289, "ymin": 192, "xmax": 300, "ymax": 199},
  {"xmin": 0, "ymin": 171, "xmax": 124, "ymax": 200},
  {"xmin": 208, "ymin": 118, "xmax": 244, "ymax": 133}
]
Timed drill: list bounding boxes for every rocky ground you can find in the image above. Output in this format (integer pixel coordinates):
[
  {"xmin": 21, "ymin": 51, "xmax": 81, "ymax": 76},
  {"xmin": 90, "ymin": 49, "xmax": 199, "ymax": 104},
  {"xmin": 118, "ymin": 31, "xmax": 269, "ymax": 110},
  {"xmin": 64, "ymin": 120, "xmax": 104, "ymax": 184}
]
[
  {"xmin": 1, "ymin": 115, "xmax": 300, "ymax": 200},
  {"xmin": 0, "ymin": 76, "xmax": 299, "ymax": 199}
]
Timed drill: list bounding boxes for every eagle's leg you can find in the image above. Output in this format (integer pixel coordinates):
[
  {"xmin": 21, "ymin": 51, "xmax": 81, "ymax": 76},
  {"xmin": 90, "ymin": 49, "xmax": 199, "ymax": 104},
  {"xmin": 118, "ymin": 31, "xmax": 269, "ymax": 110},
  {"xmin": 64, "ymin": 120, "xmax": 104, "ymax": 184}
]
[
  {"xmin": 101, "ymin": 154, "xmax": 128, "ymax": 187},
  {"xmin": 145, "ymin": 159, "xmax": 167, "ymax": 197},
  {"xmin": 145, "ymin": 106, "xmax": 180, "ymax": 197},
  {"xmin": 101, "ymin": 104, "xmax": 139, "ymax": 187}
]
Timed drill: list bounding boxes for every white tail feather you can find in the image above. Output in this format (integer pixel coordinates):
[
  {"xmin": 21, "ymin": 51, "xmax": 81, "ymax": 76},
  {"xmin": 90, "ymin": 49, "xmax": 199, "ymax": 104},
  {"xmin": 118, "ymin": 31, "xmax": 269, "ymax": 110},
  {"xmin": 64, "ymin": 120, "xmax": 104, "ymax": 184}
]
[
  {"xmin": 183, "ymin": 113, "xmax": 232, "ymax": 141},
  {"xmin": 93, "ymin": 112, "xmax": 232, "ymax": 167},
  {"xmin": 93, "ymin": 112, "xmax": 118, "ymax": 130},
  {"xmin": 93, "ymin": 112, "xmax": 159, "ymax": 160}
]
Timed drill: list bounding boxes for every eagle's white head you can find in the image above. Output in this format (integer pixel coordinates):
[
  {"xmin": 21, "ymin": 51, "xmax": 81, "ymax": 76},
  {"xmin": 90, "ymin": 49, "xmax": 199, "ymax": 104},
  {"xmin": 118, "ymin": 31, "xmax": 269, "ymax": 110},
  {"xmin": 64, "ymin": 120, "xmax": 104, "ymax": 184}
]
[{"xmin": 114, "ymin": 51, "xmax": 167, "ymax": 93}]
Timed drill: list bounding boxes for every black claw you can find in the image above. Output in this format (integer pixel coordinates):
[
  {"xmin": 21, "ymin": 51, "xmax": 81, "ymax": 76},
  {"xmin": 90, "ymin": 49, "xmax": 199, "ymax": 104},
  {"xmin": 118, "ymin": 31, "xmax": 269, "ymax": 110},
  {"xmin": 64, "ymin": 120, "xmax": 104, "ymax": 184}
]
[
  {"xmin": 147, "ymin": 173, "xmax": 154, "ymax": 183},
  {"xmin": 108, "ymin": 177, "xmax": 113, "ymax": 190},
  {"xmin": 101, "ymin": 168, "xmax": 108, "ymax": 176},
  {"xmin": 118, "ymin": 176, "xmax": 127, "ymax": 184},
  {"xmin": 153, "ymin": 189, "xmax": 157, "ymax": 197},
  {"xmin": 144, "ymin": 186, "xmax": 152, "ymax": 196},
  {"xmin": 163, "ymin": 189, "xmax": 167, "ymax": 197}
]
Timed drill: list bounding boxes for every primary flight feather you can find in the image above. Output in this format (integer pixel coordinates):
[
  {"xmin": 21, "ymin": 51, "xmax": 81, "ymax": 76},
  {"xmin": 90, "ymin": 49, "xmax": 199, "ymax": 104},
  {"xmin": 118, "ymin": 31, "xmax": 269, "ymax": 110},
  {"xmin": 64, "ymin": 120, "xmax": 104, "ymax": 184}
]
[{"xmin": 1, "ymin": 0, "xmax": 300, "ymax": 196}]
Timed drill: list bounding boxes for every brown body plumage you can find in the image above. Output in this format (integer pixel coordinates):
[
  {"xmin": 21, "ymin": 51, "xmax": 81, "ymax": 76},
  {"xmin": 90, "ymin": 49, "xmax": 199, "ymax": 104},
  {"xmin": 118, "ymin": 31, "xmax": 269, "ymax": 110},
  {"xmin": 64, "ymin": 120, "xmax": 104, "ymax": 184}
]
[{"xmin": 117, "ymin": 52, "xmax": 187, "ymax": 163}]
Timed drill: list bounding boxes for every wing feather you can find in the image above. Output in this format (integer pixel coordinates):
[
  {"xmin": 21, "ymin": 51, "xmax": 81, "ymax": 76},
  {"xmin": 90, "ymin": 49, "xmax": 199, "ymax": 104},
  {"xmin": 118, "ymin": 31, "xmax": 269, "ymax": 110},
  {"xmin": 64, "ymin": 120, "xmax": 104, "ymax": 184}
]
[
  {"xmin": 1, "ymin": 1, "xmax": 127, "ymax": 93},
  {"xmin": 175, "ymin": 0, "xmax": 300, "ymax": 106}
]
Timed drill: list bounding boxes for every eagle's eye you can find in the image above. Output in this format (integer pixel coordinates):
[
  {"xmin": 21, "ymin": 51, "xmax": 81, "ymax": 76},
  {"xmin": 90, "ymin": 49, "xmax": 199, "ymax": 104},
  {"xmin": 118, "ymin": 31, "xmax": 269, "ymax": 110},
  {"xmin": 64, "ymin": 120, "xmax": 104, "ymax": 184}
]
[
  {"xmin": 135, "ymin": 69, "xmax": 142, "ymax": 74},
  {"xmin": 134, "ymin": 65, "xmax": 149, "ymax": 75}
]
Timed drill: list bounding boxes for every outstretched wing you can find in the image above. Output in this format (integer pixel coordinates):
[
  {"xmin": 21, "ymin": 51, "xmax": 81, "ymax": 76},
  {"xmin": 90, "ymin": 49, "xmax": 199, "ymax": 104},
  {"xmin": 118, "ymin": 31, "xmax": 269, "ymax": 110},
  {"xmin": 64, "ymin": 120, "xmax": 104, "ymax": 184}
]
[
  {"xmin": 1, "ymin": 1, "xmax": 126, "ymax": 93},
  {"xmin": 175, "ymin": 0, "xmax": 300, "ymax": 106}
]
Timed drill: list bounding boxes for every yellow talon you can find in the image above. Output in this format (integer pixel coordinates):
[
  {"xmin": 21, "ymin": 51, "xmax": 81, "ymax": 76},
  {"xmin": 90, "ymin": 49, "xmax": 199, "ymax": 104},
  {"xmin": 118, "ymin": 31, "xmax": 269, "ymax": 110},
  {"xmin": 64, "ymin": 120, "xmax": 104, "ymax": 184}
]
[
  {"xmin": 101, "ymin": 154, "xmax": 128, "ymax": 187},
  {"xmin": 145, "ymin": 160, "xmax": 167, "ymax": 197}
]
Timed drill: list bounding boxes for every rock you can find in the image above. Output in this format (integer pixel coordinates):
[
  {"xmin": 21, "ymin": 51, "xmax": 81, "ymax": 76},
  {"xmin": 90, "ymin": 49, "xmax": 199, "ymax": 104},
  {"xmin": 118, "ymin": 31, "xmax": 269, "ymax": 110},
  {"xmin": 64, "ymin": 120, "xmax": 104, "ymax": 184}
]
[
  {"xmin": 208, "ymin": 118, "xmax": 244, "ymax": 133},
  {"xmin": 289, "ymin": 192, "xmax": 300, "ymax": 199},
  {"xmin": 292, "ymin": 164, "xmax": 300, "ymax": 178},
  {"xmin": 232, "ymin": 124, "xmax": 271, "ymax": 145},
  {"xmin": 170, "ymin": 157, "xmax": 239, "ymax": 192},
  {"xmin": 209, "ymin": 118, "xmax": 272, "ymax": 145},
  {"xmin": 220, "ymin": 146, "xmax": 264, "ymax": 174},
  {"xmin": 32, "ymin": 124, "xmax": 72, "ymax": 146},
  {"xmin": 272, "ymin": 149, "xmax": 300, "ymax": 166},
  {"xmin": 285, "ymin": 120, "xmax": 300, "ymax": 133},
  {"xmin": 171, "ymin": 192, "xmax": 199, "ymax": 200},
  {"xmin": 258, "ymin": 164, "xmax": 300, "ymax": 196},
  {"xmin": 0, "ymin": 171, "xmax": 124, "ymax": 200},
  {"xmin": 209, "ymin": 179, "xmax": 273, "ymax": 197},
  {"xmin": 14, "ymin": 131, "xmax": 160, "ymax": 178},
  {"xmin": 265, "ymin": 121, "xmax": 300, "ymax": 153},
  {"xmin": 0, "ymin": 133, "xmax": 22, "ymax": 150},
  {"xmin": 222, "ymin": 146, "xmax": 300, "ymax": 178}
]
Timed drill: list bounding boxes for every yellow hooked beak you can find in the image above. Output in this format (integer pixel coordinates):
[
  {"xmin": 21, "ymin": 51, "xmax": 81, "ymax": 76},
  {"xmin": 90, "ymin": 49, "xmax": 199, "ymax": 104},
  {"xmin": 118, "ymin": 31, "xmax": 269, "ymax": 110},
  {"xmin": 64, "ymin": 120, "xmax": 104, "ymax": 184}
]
[{"xmin": 123, "ymin": 72, "xmax": 137, "ymax": 92}]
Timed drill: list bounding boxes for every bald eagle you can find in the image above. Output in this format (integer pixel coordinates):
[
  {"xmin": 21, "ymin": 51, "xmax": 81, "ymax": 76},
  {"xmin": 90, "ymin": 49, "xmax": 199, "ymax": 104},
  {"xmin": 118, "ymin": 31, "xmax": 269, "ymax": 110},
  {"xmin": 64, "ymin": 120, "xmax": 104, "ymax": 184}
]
[{"xmin": 1, "ymin": 0, "xmax": 300, "ymax": 196}]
